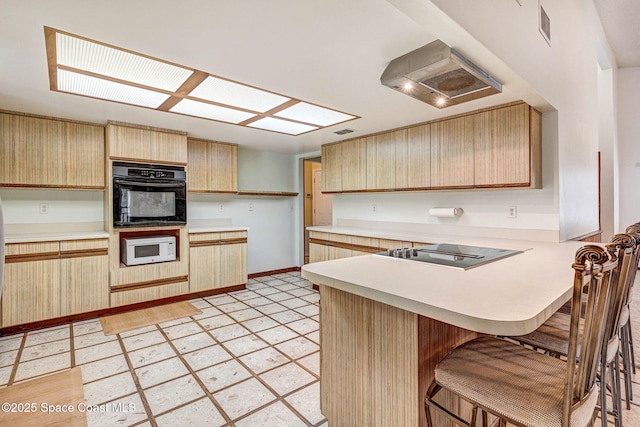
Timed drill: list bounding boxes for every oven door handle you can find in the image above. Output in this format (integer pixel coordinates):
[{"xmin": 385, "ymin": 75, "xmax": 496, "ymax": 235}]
[{"xmin": 114, "ymin": 178, "xmax": 186, "ymax": 189}]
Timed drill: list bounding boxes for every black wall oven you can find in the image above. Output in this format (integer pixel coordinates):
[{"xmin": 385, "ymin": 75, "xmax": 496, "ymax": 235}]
[{"xmin": 113, "ymin": 162, "xmax": 187, "ymax": 228}]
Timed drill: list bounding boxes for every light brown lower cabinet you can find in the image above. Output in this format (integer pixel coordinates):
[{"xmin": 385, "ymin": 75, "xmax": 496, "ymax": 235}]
[
  {"xmin": 1, "ymin": 239, "xmax": 109, "ymax": 327},
  {"xmin": 189, "ymin": 231, "xmax": 248, "ymax": 292}
]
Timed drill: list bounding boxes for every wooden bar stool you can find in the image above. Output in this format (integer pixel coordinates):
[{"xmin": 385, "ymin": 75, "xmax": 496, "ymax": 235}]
[{"xmin": 425, "ymin": 245, "xmax": 618, "ymax": 427}]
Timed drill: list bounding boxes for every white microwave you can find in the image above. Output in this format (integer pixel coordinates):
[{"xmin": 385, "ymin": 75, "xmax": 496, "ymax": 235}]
[{"xmin": 121, "ymin": 235, "xmax": 176, "ymax": 266}]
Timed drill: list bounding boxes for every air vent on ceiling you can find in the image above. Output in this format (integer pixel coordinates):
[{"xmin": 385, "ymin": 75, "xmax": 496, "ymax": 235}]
[{"xmin": 334, "ymin": 128, "xmax": 355, "ymax": 135}]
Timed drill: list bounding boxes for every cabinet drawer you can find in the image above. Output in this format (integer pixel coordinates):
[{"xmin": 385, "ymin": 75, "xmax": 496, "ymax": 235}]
[
  {"xmin": 110, "ymin": 281, "xmax": 189, "ymax": 307},
  {"xmin": 5, "ymin": 241, "xmax": 60, "ymax": 257}
]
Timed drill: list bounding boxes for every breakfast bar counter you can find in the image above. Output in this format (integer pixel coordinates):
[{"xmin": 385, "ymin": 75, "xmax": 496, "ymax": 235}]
[{"xmin": 301, "ymin": 238, "xmax": 592, "ymax": 427}]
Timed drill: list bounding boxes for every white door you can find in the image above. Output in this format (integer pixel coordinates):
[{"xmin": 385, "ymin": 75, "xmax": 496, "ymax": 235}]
[{"xmin": 313, "ymin": 169, "xmax": 332, "ymax": 226}]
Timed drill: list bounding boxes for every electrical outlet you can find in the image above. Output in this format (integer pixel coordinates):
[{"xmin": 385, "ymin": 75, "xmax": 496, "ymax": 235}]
[
  {"xmin": 39, "ymin": 203, "xmax": 49, "ymax": 214},
  {"xmin": 219, "ymin": 203, "xmax": 224, "ymax": 212},
  {"xmin": 248, "ymin": 202, "xmax": 254, "ymax": 212},
  {"xmin": 372, "ymin": 204, "xmax": 377, "ymax": 213},
  {"xmin": 508, "ymin": 206, "xmax": 517, "ymax": 218}
]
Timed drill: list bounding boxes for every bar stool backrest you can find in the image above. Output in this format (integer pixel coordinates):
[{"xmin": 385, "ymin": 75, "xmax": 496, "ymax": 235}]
[{"xmin": 563, "ymin": 245, "xmax": 617, "ymax": 425}]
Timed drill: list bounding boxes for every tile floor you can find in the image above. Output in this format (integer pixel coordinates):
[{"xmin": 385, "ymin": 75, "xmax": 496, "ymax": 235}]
[
  {"xmin": 1, "ymin": 271, "xmax": 640, "ymax": 426},
  {"xmin": 0, "ymin": 271, "xmax": 327, "ymax": 427}
]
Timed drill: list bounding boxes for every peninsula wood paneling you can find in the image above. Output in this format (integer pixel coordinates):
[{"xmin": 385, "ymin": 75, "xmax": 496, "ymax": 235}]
[
  {"xmin": 106, "ymin": 122, "xmax": 187, "ymax": 165},
  {"xmin": 320, "ymin": 285, "xmax": 478, "ymax": 427},
  {"xmin": 0, "ymin": 112, "xmax": 104, "ymax": 189},
  {"xmin": 474, "ymin": 102, "xmax": 531, "ymax": 187},
  {"xmin": 430, "ymin": 115, "xmax": 474, "ymax": 188},
  {"xmin": 341, "ymin": 138, "xmax": 367, "ymax": 191}
]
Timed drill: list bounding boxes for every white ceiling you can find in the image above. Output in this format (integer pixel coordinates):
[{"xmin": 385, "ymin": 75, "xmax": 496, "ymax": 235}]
[
  {"xmin": 593, "ymin": 0, "xmax": 640, "ymax": 68},
  {"xmin": 0, "ymin": 0, "xmax": 632, "ymax": 155}
]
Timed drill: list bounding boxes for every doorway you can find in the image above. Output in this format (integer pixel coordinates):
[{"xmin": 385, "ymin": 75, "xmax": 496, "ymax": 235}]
[{"xmin": 303, "ymin": 157, "xmax": 332, "ymax": 263}]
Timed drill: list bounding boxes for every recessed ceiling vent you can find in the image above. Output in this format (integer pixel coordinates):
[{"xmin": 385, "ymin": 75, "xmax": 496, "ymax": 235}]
[
  {"xmin": 334, "ymin": 128, "xmax": 355, "ymax": 135},
  {"xmin": 380, "ymin": 39, "xmax": 502, "ymax": 109}
]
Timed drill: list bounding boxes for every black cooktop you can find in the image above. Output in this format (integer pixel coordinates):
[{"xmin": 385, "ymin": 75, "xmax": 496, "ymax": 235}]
[{"xmin": 376, "ymin": 243, "xmax": 523, "ymax": 270}]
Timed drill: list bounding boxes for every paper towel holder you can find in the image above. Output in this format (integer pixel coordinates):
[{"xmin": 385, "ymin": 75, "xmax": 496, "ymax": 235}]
[{"xmin": 429, "ymin": 207, "xmax": 464, "ymax": 218}]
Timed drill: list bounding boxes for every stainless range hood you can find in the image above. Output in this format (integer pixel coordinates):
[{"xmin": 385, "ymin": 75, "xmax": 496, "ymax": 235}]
[{"xmin": 380, "ymin": 39, "xmax": 502, "ymax": 109}]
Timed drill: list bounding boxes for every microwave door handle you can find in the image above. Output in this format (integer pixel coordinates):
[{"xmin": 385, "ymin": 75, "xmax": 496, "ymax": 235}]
[{"xmin": 114, "ymin": 179, "xmax": 185, "ymax": 189}]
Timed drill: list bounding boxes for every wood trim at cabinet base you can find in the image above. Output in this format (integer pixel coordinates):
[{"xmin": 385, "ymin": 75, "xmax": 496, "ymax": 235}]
[
  {"xmin": 0, "ymin": 184, "xmax": 105, "ymax": 190},
  {"xmin": 189, "ymin": 238, "xmax": 248, "ymax": 248},
  {"xmin": 248, "ymin": 266, "xmax": 301, "ymax": 279},
  {"xmin": 60, "ymin": 248, "xmax": 109, "ymax": 259},
  {"xmin": 111, "ymin": 275, "xmax": 190, "ymax": 293},
  {"xmin": 0, "ymin": 284, "xmax": 246, "ymax": 336}
]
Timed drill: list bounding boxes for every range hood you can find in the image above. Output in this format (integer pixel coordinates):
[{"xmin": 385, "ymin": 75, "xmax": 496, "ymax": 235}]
[{"xmin": 380, "ymin": 39, "xmax": 502, "ymax": 109}]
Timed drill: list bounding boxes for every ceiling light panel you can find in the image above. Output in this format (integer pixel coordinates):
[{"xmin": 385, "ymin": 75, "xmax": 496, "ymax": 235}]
[
  {"xmin": 190, "ymin": 76, "xmax": 290, "ymax": 113},
  {"xmin": 56, "ymin": 33, "xmax": 192, "ymax": 91},
  {"xmin": 247, "ymin": 117, "xmax": 318, "ymax": 135},
  {"xmin": 274, "ymin": 102, "xmax": 356, "ymax": 126},
  {"xmin": 57, "ymin": 69, "xmax": 170, "ymax": 108},
  {"xmin": 170, "ymin": 99, "xmax": 256, "ymax": 124}
]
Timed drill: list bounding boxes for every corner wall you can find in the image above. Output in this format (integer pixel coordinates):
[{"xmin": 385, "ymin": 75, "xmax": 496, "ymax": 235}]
[{"xmin": 617, "ymin": 67, "xmax": 640, "ymax": 230}]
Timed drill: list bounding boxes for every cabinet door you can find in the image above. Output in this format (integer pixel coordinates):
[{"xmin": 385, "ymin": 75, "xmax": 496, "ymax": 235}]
[
  {"xmin": 60, "ymin": 239, "xmax": 109, "ymax": 315},
  {"xmin": 187, "ymin": 139, "xmax": 211, "ymax": 192},
  {"xmin": 107, "ymin": 123, "xmax": 187, "ymax": 164},
  {"xmin": 406, "ymin": 124, "xmax": 431, "ymax": 189},
  {"xmin": 430, "ymin": 116, "xmax": 474, "ymax": 188},
  {"xmin": 189, "ymin": 245, "xmax": 218, "ymax": 292},
  {"xmin": 216, "ymin": 243, "xmax": 247, "ymax": 288},
  {"xmin": 474, "ymin": 103, "xmax": 531, "ymax": 187},
  {"xmin": 210, "ymin": 143, "xmax": 238, "ymax": 192},
  {"xmin": 341, "ymin": 138, "xmax": 367, "ymax": 191},
  {"xmin": 373, "ymin": 131, "xmax": 397, "ymax": 190},
  {"xmin": 322, "ymin": 144, "xmax": 342, "ymax": 192},
  {"xmin": 0, "ymin": 113, "xmax": 104, "ymax": 188},
  {"xmin": 2, "ymin": 242, "xmax": 61, "ymax": 327}
]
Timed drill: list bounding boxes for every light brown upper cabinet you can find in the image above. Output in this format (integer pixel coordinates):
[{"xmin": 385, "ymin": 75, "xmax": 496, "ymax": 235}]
[
  {"xmin": 321, "ymin": 101, "xmax": 542, "ymax": 193},
  {"xmin": 0, "ymin": 112, "xmax": 104, "ymax": 189},
  {"xmin": 106, "ymin": 121, "xmax": 188, "ymax": 165},
  {"xmin": 430, "ymin": 115, "xmax": 475, "ymax": 189},
  {"xmin": 187, "ymin": 138, "xmax": 238, "ymax": 193},
  {"xmin": 322, "ymin": 143, "xmax": 342, "ymax": 192},
  {"xmin": 474, "ymin": 103, "xmax": 542, "ymax": 188},
  {"xmin": 341, "ymin": 137, "xmax": 367, "ymax": 192}
]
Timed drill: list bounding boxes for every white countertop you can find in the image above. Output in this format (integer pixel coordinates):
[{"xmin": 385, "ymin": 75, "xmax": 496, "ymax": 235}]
[{"xmin": 302, "ymin": 237, "xmax": 592, "ymax": 336}]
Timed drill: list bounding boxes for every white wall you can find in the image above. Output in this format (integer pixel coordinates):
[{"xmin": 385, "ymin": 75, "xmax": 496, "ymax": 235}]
[
  {"xmin": 387, "ymin": 0, "xmax": 608, "ymax": 240},
  {"xmin": 0, "ymin": 189, "xmax": 103, "ymax": 224},
  {"xmin": 598, "ymin": 66, "xmax": 618, "ymax": 241},
  {"xmin": 617, "ymin": 68, "xmax": 640, "ymax": 230},
  {"xmin": 238, "ymin": 147, "xmax": 298, "ymax": 192}
]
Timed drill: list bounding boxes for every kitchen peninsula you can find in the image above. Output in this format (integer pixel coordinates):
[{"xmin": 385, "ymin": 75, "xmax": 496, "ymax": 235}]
[{"xmin": 301, "ymin": 229, "xmax": 590, "ymax": 427}]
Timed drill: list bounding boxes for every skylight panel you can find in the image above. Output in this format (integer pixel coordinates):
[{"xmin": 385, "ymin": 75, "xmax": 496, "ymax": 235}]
[
  {"xmin": 170, "ymin": 99, "xmax": 256, "ymax": 124},
  {"xmin": 247, "ymin": 117, "xmax": 318, "ymax": 135},
  {"xmin": 190, "ymin": 76, "xmax": 290, "ymax": 113},
  {"xmin": 56, "ymin": 33, "xmax": 192, "ymax": 91},
  {"xmin": 57, "ymin": 69, "xmax": 170, "ymax": 108},
  {"xmin": 274, "ymin": 102, "xmax": 356, "ymax": 126}
]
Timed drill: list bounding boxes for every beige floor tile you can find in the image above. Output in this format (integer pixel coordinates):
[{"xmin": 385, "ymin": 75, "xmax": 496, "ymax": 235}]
[
  {"xmin": 256, "ymin": 325, "xmax": 298, "ymax": 345},
  {"xmin": 223, "ymin": 334, "xmax": 269, "ymax": 357},
  {"xmin": 217, "ymin": 301, "xmax": 251, "ymax": 314},
  {"xmin": 161, "ymin": 321, "xmax": 204, "ymax": 340},
  {"xmin": 275, "ymin": 337, "xmax": 320, "ymax": 360},
  {"xmin": 0, "ymin": 365, "xmax": 12, "ymax": 386},
  {"xmin": 287, "ymin": 287, "xmax": 315, "ymax": 298},
  {"xmin": 122, "ymin": 330, "xmax": 166, "ymax": 352},
  {"xmin": 192, "ymin": 306, "xmax": 223, "ymax": 320},
  {"xmin": 253, "ymin": 287, "xmax": 281, "ymax": 296},
  {"xmin": 0, "ymin": 335, "xmax": 23, "ymax": 352},
  {"xmin": 14, "ymin": 351, "xmax": 70, "ymax": 381},
  {"xmin": 241, "ymin": 316, "xmax": 280, "ymax": 333},
  {"xmin": 83, "ymin": 371, "xmax": 137, "ymax": 406},
  {"xmin": 227, "ymin": 307, "xmax": 263, "ymax": 322},
  {"xmin": 269, "ymin": 310, "xmax": 305, "ymax": 324},
  {"xmin": 74, "ymin": 330, "xmax": 116, "ymax": 349},
  {"xmin": 228, "ymin": 290, "xmax": 261, "ymax": 301},
  {"xmin": 20, "ymin": 338, "xmax": 70, "ymax": 362},
  {"xmin": 118, "ymin": 324, "xmax": 158, "ymax": 338},
  {"xmin": 183, "ymin": 345, "xmax": 233, "ymax": 372},
  {"xmin": 136, "ymin": 357, "xmax": 189, "ymax": 389},
  {"xmin": 144, "ymin": 374, "xmax": 206, "ymax": 415},
  {"xmin": 80, "ymin": 354, "xmax": 129, "ymax": 383},
  {"xmin": 128, "ymin": 342, "xmax": 177, "ymax": 368},
  {"xmin": 305, "ymin": 330, "xmax": 320, "ymax": 344},
  {"xmin": 297, "ymin": 352, "xmax": 320, "ymax": 376},
  {"xmin": 287, "ymin": 318, "xmax": 319, "ymax": 335},
  {"xmin": 0, "ymin": 349, "xmax": 19, "ymax": 368},
  {"xmin": 75, "ymin": 340, "xmax": 123, "ymax": 365},
  {"xmin": 265, "ymin": 291, "xmax": 295, "ymax": 303},
  {"xmin": 188, "ymin": 298, "xmax": 214, "ymax": 309},
  {"xmin": 73, "ymin": 319, "xmax": 104, "ymax": 336},
  {"xmin": 24, "ymin": 326, "xmax": 70, "ymax": 347},
  {"xmin": 84, "ymin": 393, "xmax": 147, "ymax": 427},
  {"xmin": 256, "ymin": 302, "xmax": 288, "ymax": 315},
  {"xmin": 205, "ymin": 294, "xmax": 237, "ymax": 305},
  {"xmin": 261, "ymin": 279, "xmax": 286, "ymax": 287},
  {"xmin": 154, "ymin": 397, "xmax": 226, "ymax": 427},
  {"xmin": 301, "ymin": 293, "xmax": 321, "ymax": 304},
  {"xmin": 197, "ymin": 359, "xmax": 251, "ymax": 392},
  {"xmin": 234, "ymin": 400, "xmax": 306, "ymax": 427},
  {"xmin": 259, "ymin": 362, "xmax": 317, "ymax": 396},
  {"xmin": 209, "ymin": 323, "xmax": 251, "ymax": 342},
  {"xmin": 273, "ymin": 283, "xmax": 299, "ymax": 292},
  {"xmin": 285, "ymin": 381, "xmax": 325, "ymax": 424},
  {"xmin": 198, "ymin": 313, "xmax": 236, "ymax": 330},
  {"xmin": 295, "ymin": 304, "xmax": 320, "ymax": 317},
  {"xmin": 171, "ymin": 332, "xmax": 216, "ymax": 354},
  {"xmin": 158, "ymin": 316, "xmax": 193, "ymax": 329},
  {"xmin": 239, "ymin": 347, "xmax": 289, "ymax": 374},
  {"xmin": 242, "ymin": 297, "xmax": 274, "ymax": 307},
  {"xmin": 213, "ymin": 377, "xmax": 276, "ymax": 420}
]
